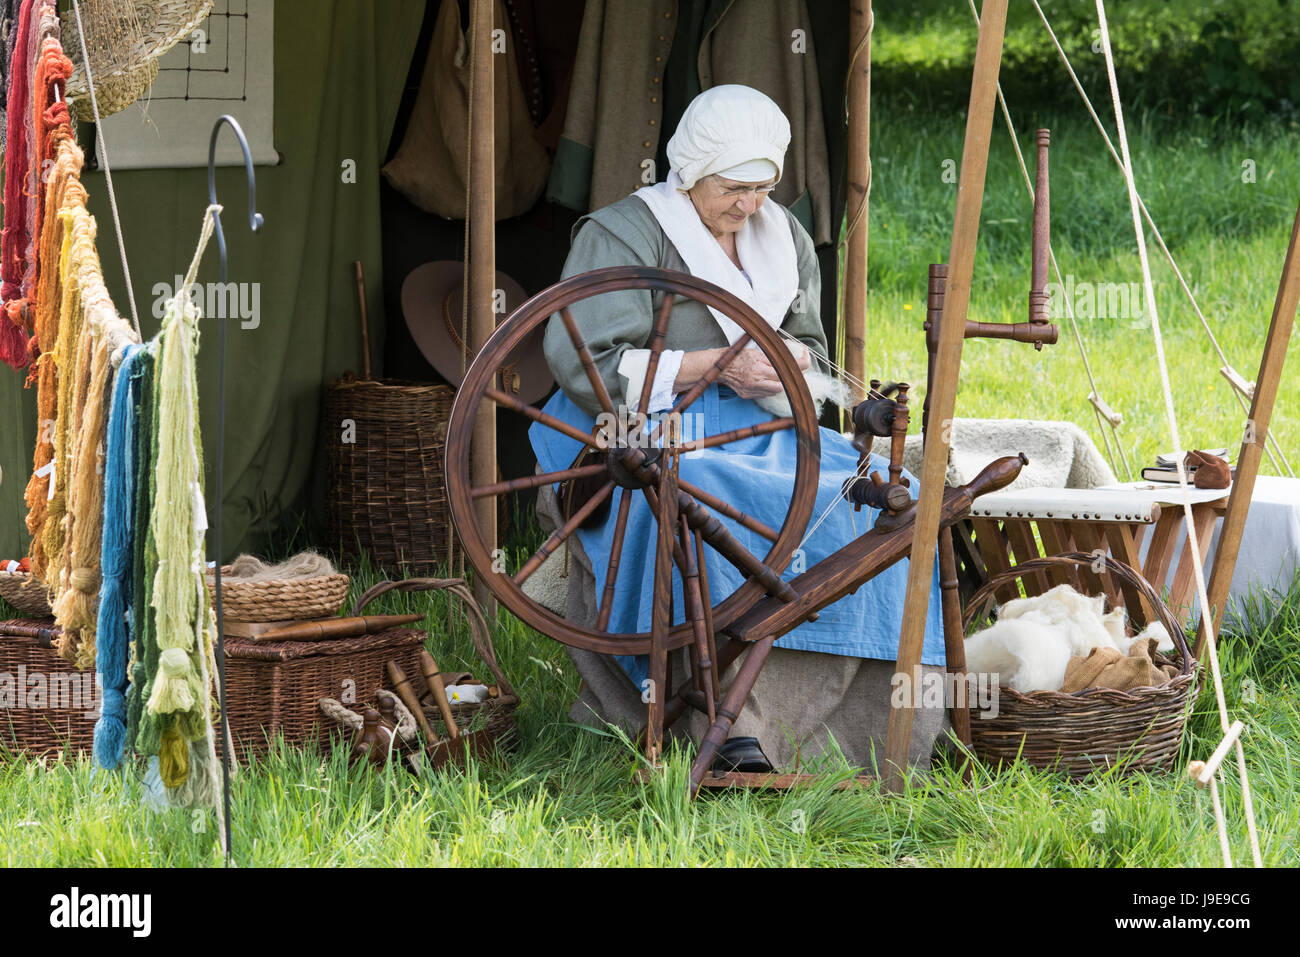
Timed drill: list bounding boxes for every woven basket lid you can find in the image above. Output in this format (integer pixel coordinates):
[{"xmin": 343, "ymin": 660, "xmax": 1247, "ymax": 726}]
[{"xmin": 64, "ymin": 0, "xmax": 214, "ymax": 120}]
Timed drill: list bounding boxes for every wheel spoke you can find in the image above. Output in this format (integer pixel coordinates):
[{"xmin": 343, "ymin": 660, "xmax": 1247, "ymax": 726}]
[
  {"xmin": 678, "ymin": 513, "xmax": 716, "ymax": 725},
  {"xmin": 513, "ymin": 481, "xmax": 615, "ymax": 586},
  {"xmin": 559, "ymin": 307, "xmax": 616, "ymax": 416},
  {"xmin": 596, "ymin": 488, "xmax": 634, "ymax": 630},
  {"xmin": 645, "ymin": 481, "xmax": 793, "ymax": 602},
  {"xmin": 487, "ymin": 387, "xmax": 606, "ymax": 450},
  {"xmin": 677, "ymin": 479, "xmax": 779, "ymax": 542},
  {"xmin": 677, "ymin": 416, "xmax": 794, "ymax": 454},
  {"xmin": 651, "ymin": 332, "xmax": 752, "ymax": 441},
  {"xmin": 693, "ymin": 525, "xmax": 721, "ymax": 706},
  {"xmin": 471, "ymin": 462, "xmax": 607, "ymax": 499},
  {"xmin": 635, "ymin": 293, "xmax": 676, "ymax": 414}
]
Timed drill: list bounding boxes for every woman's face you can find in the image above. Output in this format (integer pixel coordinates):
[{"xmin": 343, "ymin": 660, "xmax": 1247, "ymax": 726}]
[{"xmin": 687, "ymin": 174, "xmax": 777, "ymax": 238}]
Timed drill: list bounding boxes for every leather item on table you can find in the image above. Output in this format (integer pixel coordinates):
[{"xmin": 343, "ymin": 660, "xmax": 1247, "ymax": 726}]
[
  {"xmin": 1060, "ymin": 638, "xmax": 1178, "ymax": 693},
  {"xmin": 1187, "ymin": 449, "xmax": 1232, "ymax": 489}
]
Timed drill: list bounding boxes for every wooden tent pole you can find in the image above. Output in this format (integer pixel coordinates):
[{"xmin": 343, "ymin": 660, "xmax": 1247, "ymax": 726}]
[
  {"xmin": 1197, "ymin": 201, "xmax": 1300, "ymax": 656},
  {"xmin": 881, "ymin": 0, "xmax": 1008, "ymax": 794},
  {"xmin": 843, "ymin": 0, "xmax": 872, "ymax": 405},
  {"xmin": 468, "ymin": 0, "xmax": 497, "ymax": 609}
]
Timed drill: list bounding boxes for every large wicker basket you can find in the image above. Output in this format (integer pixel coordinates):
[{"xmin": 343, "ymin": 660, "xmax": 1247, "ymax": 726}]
[
  {"xmin": 0, "ymin": 571, "xmax": 53, "ymax": 618},
  {"xmin": 350, "ymin": 578, "xmax": 519, "ymax": 750},
  {"xmin": 0, "ymin": 619, "xmax": 96, "ymax": 758},
  {"xmin": 961, "ymin": 553, "xmax": 1198, "ymax": 779},
  {"xmin": 324, "ymin": 373, "xmax": 455, "ymax": 574}
]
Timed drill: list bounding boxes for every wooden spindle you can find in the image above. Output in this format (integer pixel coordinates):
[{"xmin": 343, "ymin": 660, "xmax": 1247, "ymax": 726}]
[{"xmin": 1029, "ymin": 128, "xmax": 1051, "ymax": 326}]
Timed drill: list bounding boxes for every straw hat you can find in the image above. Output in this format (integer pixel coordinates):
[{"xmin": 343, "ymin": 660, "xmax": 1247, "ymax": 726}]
[{"xmin": 400, "ymin": 261, "xmax": 553, "ymax": 405}]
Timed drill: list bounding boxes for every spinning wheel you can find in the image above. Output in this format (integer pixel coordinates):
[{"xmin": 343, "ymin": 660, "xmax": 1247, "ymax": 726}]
[{"xmin": 444, "ymin": 266, "xmax": 822, "ymax": 663}]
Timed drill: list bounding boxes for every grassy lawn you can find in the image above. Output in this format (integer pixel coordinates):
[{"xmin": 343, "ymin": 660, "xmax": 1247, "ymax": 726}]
[
  {"xmin": 4, "ymin": 4, "xmax": 1300, "ymax": 867},
  {"xmin": 3, "ymin": 570, "xmax": 1297, "ymax": 867}
]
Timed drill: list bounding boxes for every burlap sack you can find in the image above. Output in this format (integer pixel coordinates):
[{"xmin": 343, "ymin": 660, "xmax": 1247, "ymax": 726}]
[{"xmin": 382, "ymin": 0, "xmax": 550, "ymax": 220}]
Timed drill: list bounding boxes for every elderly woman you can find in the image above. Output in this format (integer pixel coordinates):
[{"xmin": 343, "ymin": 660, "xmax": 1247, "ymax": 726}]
[{"xmin": 531, "ymin": 86, "xmax": 948, "ymax": 772}]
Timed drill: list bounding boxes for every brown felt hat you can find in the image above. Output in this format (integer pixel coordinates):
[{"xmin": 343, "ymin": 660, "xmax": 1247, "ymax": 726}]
[{"xmin": 399, "ymin": 261, "xmax": 553, "ymax": 405}]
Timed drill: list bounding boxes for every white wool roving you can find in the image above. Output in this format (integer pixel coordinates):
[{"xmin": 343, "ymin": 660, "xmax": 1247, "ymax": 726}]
[
  {"xmin": 753, "ymin": 338, "xmax": 852, "ymax": 418},
  {"xmin": 996, "ymin": 585, "xmax": 1124, "ymax": 657},
  {"xmin": 964, "ymin": 584, "xmax": 1168, "ymax": 692},
  {"xmin": 754, "ymin": 367, "xmax": 852, "ymax": 418},
  {"xmin": 964, "ymin": 617, "xmax": 1074, "ymax": 693},
  {"xmin": 1126, "ymin": 620, "xmax": 1175, "ymax": 655}
]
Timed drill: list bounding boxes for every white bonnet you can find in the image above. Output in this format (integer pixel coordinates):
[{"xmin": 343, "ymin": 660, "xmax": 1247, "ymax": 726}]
[{"xmin": 666, "ymin": 85, "xmax": 791, "ymax": 191}]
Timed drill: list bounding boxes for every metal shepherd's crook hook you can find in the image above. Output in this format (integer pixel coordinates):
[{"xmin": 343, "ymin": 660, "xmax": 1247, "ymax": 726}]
[{"xmin": 205, "ymin": 114, "xmax": 264, "ymax": 867}]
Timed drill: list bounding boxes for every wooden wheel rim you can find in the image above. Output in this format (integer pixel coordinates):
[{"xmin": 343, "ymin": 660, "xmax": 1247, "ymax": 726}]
[{"xmin": 445, "ymin": 266, "xmax": 821, "ymax": 656}]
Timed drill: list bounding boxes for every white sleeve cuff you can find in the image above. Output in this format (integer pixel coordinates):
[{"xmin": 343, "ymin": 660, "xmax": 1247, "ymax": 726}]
[{"xmin": 618, "ymin": 348, "xmax": 683, "ymax": 413}]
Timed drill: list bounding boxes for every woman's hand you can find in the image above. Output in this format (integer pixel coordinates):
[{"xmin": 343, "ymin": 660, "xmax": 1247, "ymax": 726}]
[{"xmin": 674, "ymin": 340, "xmax": 810, "ymax": 399}]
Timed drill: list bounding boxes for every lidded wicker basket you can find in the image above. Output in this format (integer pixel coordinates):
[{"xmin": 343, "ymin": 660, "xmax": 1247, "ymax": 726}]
[{"xmin": 962, "ymin": 552, "xmax": 1198, "ymax": 779}]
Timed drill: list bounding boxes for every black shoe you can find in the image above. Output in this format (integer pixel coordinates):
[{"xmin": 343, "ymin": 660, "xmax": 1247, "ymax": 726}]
[{"xmin": 711, "ymin": 736, "xmax": 774, "ymax": 774}]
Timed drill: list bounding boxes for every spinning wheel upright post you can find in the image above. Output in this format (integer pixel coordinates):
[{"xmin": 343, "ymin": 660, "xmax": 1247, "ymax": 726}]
[{"xmin": 883, "ymin": 0, "xmax": 1009, "ymax": 794}]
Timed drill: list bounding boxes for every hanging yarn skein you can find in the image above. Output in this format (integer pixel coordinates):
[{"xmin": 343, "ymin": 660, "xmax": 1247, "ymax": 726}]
[
  {"xmin": 1, "ymin": 0, "xmax": 36, "ymax": 367},
  {"xmin": 125, "ymin": 342, "xmax": 158, "ymax": 755},
  {"xmin": 47, "ymin": 198, "xmax": 139, "ymax": 666},
  {"xmin": 146, "ymin": 206, "xmax": 224, "ymax": 806},
  {"xmin": 26, "ymin": 35, "xmax": 76, "ymax": 354},
  {"xmin": 23, "ymin": 127, "xmax": 85, "ymax": 579},
  {"xmin": 95, "ymin": 342, "xmax": 144, "ymax": 768},
  {"xmin": 22, "ymin": 0, "xmax": 63, "ymax": 305}
]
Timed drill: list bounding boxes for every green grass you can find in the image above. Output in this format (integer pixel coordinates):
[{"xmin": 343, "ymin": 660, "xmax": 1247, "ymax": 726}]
[
  {"xmin": 3, "ymin": 570, "xmax": 1298, "ymax": 866},
  {"xmin": 6, "ymin": 6, "xmax": 1300, "ymax": 865}
]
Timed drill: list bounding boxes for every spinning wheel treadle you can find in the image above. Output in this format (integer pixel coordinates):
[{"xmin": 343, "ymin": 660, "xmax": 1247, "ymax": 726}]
[{"xmin": 444, "ymin": 266, "xmax": 822, "ymax": 658}]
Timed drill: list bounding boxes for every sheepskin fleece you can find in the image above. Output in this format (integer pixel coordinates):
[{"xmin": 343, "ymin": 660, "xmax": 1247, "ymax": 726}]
[
  {"xmin": 964, "ymin": 584, "xmax": 1174, "ymax": 692},
  {"xmin": 873, "ymin": 417, "xmax": 1116, "ymax": 491}
]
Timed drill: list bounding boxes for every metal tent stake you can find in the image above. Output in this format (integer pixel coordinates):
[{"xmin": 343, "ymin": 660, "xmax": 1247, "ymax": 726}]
[{"xmin": 206, "ymin": 114, "xmax": 264, "ymax": 864}]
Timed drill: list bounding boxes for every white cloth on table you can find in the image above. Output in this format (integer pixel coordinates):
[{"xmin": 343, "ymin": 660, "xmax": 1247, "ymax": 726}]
[{"xmin": 1097, "ymin": 476, "xmax": 1300, "ymax": 625}]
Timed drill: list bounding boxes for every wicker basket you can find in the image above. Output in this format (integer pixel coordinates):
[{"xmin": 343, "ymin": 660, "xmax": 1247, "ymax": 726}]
[
  {"xmin": 961, "ymin": 553, "xmax": 1197, "ymax": 779},
  {"xmin": 64, "ymin": 0, "xmax": 213, "ymax": 120},
  {"xmin": 0, "ymin": 571, "xmax": 53, "ymax": 618},
  {"xmin": 205, "ymin": 568, "xmax": 351, "ymax": 623},
  {"xmin": 324, "ymin": 373, "xmax": 455, "ymax": 574},
  {"xmin": 219, "ymin": 627, "xmax": 425, "ymax": 759},
  {"xmin": 351, "ymin": 578, "xmax": 519, "ymax": 750},
  {"xmin": 0, "ymin": 619, "xmax": 96, "ymax": 758}
]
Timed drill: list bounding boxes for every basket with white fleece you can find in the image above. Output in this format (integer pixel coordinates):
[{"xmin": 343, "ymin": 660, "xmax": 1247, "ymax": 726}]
[{"xmin": 961, "ymin": 552, "xmax": 1197, "ymax": 779}]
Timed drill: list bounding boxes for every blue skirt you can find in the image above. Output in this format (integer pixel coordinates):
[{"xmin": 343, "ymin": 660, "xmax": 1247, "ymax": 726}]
[{"xmin": 529, "ymin": 385, "xmax": 946, "ymax": 686}]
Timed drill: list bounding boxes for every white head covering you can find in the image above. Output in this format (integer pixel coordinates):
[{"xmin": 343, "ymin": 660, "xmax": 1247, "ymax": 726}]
[{"xmin": 666, "ymin": 85, "xmax": 790, "ymax": 190}]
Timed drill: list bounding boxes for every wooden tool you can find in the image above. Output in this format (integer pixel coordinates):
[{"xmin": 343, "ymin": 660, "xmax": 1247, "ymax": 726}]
[
  {"xmin": 386, "ymin": 660, "xmax": 438, "ymax": 745},
  {"xmin": 254, "ymin": 614, "xmax": 422, "ymax": 643},
  {"xmin": 352, "ymin": 708, "xmax": 394, "ymax": 767},
  {"xmin": 426, "ymin": 727, "xmax": 496, "ymax": 770},
  {"xmin": 354, "ymin": 260, "xmax": 372, "ymax": 380},
  {"xmin": 0, "ymin": 621, "xmax": 60, "ymax": 646},
  {"xmin": 419, "ymin": 649, "xmax": 460, "ymax": 739}
]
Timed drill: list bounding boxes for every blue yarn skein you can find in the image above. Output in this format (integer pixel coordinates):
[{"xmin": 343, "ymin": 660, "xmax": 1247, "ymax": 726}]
[{"xmin": 94, "ymin": 344, "xmax": 143, "ymax": 769}]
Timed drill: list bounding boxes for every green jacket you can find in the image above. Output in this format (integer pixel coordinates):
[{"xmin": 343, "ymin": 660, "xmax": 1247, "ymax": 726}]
[{"xmin": 544, "ymin": 194, "xmax": 828, "ymax": 417}]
